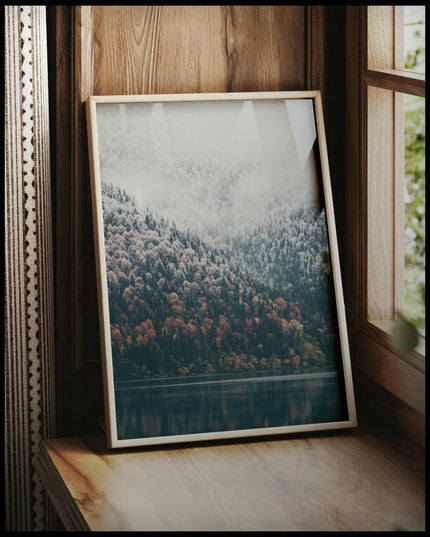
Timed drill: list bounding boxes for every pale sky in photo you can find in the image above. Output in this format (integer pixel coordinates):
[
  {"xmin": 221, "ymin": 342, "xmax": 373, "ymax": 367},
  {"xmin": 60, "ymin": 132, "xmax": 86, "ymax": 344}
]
[{"xmin": 98, "ymin": 98, "xmax": 320, "ymax": 237}]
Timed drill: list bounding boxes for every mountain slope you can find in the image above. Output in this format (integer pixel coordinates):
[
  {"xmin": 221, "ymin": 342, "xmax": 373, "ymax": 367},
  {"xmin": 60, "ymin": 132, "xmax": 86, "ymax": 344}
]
[{"xmin": 102, "ymin": 183, "xmax": 341, "ymax": 381}]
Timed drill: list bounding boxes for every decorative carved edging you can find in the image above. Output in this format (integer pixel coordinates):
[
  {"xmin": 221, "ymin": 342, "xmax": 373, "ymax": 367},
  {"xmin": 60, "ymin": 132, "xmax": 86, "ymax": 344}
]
[{"xmin": 4, "ymin": 5, "xmax": 55, "ymax": 531}]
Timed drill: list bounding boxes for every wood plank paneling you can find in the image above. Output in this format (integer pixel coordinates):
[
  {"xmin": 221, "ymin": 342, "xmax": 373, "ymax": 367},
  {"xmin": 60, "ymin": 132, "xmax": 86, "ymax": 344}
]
[
  {"xmin": 307, "ymin": 6, "xmax": 326, "ymax": 101},
  {"xmin": 47, "ymin": 6, "xmax": 76, "ymax": 437},
  {"xmin": 215, "ymin": 5, "xmax": 306, "ymax": 93},
  {"xmin": 86, "ymin": 5, "xmax": 306, "ymax": 96},
  {"xmin": 90, "ymin": 5, "xmax": 162, "ymax": 95},
  {"xmin": 345, "ymin": 6, "xmax": 367, "ymax": 333}
]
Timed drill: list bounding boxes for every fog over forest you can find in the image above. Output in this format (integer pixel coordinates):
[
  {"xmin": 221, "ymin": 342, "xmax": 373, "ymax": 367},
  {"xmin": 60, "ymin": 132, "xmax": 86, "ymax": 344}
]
[{"xmin": 96, "ymin": 98, "xmax": 322, "ymax": 245}]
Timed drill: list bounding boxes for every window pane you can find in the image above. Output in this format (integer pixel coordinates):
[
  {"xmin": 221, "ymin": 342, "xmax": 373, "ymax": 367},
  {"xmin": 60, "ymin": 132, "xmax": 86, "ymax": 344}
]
[
  {"xmin": 404, "ymin": 6, "xmax": 425, "ymax": 74},
  {"xmin": 404, "ymin": 93, "xmax": 425, "ymax": 331}
]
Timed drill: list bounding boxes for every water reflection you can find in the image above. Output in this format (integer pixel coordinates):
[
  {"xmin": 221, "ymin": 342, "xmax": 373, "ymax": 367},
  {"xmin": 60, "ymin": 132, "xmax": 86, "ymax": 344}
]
[{"xmin": 115, "ymin": 371, "xmax": 347, "ymax": 440}]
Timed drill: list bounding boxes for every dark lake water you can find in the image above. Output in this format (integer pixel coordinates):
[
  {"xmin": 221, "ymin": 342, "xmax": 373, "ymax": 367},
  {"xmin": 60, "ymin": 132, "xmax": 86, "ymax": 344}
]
[{"xmin": 114, "ymin": 369, "xmax": 348, "ymax": 441}]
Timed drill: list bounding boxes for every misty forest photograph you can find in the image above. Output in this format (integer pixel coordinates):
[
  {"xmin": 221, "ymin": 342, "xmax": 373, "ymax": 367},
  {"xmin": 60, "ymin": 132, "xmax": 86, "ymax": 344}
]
[{"xmin": 95, "ymin": 97, "xmax": 349, "ymax": 441}]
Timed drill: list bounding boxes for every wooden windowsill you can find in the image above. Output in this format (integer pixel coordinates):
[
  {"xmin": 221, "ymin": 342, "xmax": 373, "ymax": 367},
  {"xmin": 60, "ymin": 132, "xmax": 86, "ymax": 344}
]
[{"xmin": 34, "ymin": 429, "xmax": 425, "ymax": 532}]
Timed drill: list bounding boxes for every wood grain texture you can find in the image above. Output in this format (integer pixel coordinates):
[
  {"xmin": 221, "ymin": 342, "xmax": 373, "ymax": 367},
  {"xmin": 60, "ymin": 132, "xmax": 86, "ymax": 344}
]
[
  {"xmin": 367, "ymin": 6, "xmax": 395, "ymax": 70},
  {"xmin": 37, "ymin": 433, "xmax": 425, "ymax": 532},
  {"xmin": 307, "ymin": 6, "xmax": 326, "ymax": 103},
  {"xmin": 34, "ymin": 448, "xmax": 90, "ymax": 531},
  {"xmin": 367, "ymin": 85, "xmax": 395, "ymax": 321},
  {"xmin": 364, "ymin": 68, "xmax": 426, "ymax": 97},
  {"xmin": 86, "ymin": 5, "xmax": 306, "ymax": 96},
  {"xmin": 394, "ymin": 91, "xmax": 405, "ymax": 314}
]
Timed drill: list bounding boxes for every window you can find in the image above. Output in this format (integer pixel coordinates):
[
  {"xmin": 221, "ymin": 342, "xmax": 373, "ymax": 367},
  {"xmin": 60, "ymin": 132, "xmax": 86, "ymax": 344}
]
[
  {"xmin": 366, "ymin": 6, "xmax": 425, "ymax": 354},
  {"xmin": 344, "ymin": 6, "xmax": 425, "ymax": 415}
]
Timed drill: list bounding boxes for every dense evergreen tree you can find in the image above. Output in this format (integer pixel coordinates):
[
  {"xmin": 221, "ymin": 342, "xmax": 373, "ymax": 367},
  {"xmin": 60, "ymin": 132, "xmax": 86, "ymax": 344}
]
[{"xmin": 102, "ymin": 183, "xmax": 341, "ymax": 381}]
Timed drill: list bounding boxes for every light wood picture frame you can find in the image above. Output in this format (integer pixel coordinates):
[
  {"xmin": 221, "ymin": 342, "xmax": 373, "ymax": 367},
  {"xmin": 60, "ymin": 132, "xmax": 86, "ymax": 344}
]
[{"xmin": 86, "ymin": 91, "xmax": 357, "ymax": 449}]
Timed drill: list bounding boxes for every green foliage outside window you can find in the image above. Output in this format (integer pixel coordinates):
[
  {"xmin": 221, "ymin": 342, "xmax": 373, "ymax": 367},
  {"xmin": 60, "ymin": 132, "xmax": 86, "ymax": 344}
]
[
  {"xmin": 404, "ymin": 94, "xmax": 425, "ymax": 331},
  {"xmin": 403, "ymin": 9, "xmax": 425, "ymax": 332}
]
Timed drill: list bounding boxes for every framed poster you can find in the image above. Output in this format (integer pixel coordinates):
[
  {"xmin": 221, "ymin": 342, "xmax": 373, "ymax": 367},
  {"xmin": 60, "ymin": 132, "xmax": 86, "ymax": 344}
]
[{"xmin": 86, "ymin": 91, "xmax": 357, "ymax": 449}]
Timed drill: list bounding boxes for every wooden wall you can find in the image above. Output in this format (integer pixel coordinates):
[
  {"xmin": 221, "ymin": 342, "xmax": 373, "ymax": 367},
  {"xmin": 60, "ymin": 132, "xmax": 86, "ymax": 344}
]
[{"xmin": 47, "ymin": 5, "xmax": 346, "ymax": 437}]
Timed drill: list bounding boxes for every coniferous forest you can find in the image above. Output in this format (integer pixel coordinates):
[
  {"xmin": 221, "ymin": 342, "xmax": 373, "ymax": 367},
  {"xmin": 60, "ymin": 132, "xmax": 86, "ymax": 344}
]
[{"xmin": 103, "ymin": 183, "xmax": 342, "ymax": 382}]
